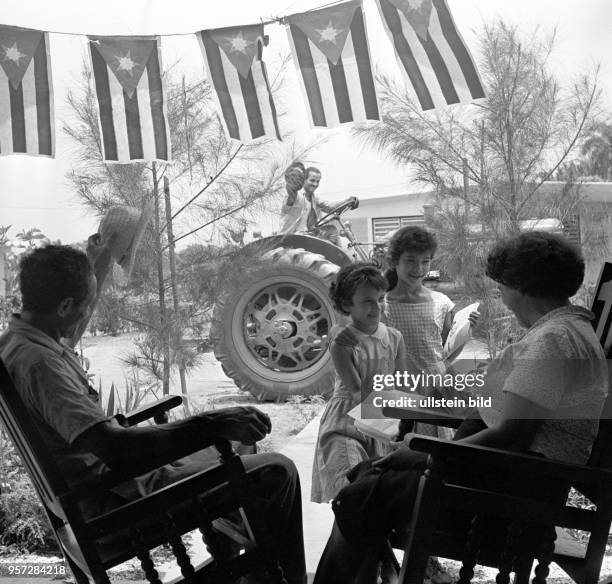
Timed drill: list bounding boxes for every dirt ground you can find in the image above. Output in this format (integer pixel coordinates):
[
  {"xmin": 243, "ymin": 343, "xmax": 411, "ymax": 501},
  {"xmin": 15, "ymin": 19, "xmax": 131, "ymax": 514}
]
[{"xmin": 79, "ymin": 333, "xmax": 325, "ymax": 452}]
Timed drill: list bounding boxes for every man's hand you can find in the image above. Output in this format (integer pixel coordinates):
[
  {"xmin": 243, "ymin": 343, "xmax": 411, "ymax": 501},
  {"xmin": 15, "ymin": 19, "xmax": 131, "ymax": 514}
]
[
  {"xmin": 284, "ymin": 162, "xmax": 305, "ymax": 194},
  {"xmin": 86, "ymin": 232, "xmax": 116, "ymax": 284},
  {"xmin": 346, "ymin": 196, "xmax": 359, "ymax": 210},
  {"xmin": 204, "ymin": 406, "xmax": 272, "ymax": 445}
]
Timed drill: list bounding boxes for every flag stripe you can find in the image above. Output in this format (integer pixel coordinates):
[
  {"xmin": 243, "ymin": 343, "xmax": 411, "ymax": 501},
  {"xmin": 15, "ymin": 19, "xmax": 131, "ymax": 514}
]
[
  {"xmin": 417, "ymin": 28, "xmax": 460, "ymax": 104},
  {"xmin": 137, "ymin": 69, "xmax": 155, "ymax": 161},
  {"xmin": 350, "ymin": 8, "xmax": 379, "ymax": 120},
  {"xmin": 238, "ymin": 69, "xmax": 265, "ymax": 138},
  {"xmin": 0, "ymin": 67, "xmax": 12, "ymax": 154},
  {"xmin": 309, "ymin": 39, "xmax": 340, "ymax": 126},
  {"xmin": 9, "ymin": 83, "xmax": 26, "ymax": 152},
  {"xmin": 199, "ymin": 31, "xmax": 240, "ymax": 140},
  {"xmin": 398, "ymin": 13, "xmax": 448, "ymax": 108},
  {"xmin": 289, "ymin": 23, "xmax": 326, "ymax": 126},
  {"xmin": 124, "ymin": 87, "xmax": 144, "ymax": 160},
  {"xmin": 433, "ymin": 0, "xmax": 485, "ymax": 99},
  {"xmin": 33, "ymin": 33, "xmax": 52, "ymax": 155},
  {"xmin": 107, "ymin": 68, "xmax": 130, "ymax": 161},
  {"xmin": 252, "ymin": 60, "xmax": 280, "ymax": 139},
  {"xmin": 256, "ymin": 38, "xmax": 281, "ymax": 140},
  {"xmin": 90, "ymin": 44, "xmax": 118, "ymax": 160},
  {"xmin": 327, "ymin": 57, "xmax": 353, "ymax": 123},
  {"xmin": 378, "ymin": 0, "xmax": 434, "ymax": 110},
  {"xmin": 341, "ymin": 31, "xmax": 367, "ymax": 122},
  {"xmin": 22, "ymin": 61, "xmax": 39, "ymax": 154},
  {"xmin": 219, "ymin": 48, "xmax": 253, "ymax": 140},
  {"xmin": 427, "ymin": 8, "xmax": 473, "ymax": 103},
  {"xmin": 146, "ymin": 44, "xmax": 169, "ymax": 159}
]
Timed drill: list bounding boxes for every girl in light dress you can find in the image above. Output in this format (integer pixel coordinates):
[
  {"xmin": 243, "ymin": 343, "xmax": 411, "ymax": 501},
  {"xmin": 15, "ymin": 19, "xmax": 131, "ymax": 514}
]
[
  {"xmin": 311, "ymin": 263, "xmax": 406, "ymax": 504},
  {"xmin": 328, "ymin": 227, "xmax": 474, "ymax": 584},
  {"xmin": 337, "ymin": 226, "xmax": 479, "ymax": 439}
]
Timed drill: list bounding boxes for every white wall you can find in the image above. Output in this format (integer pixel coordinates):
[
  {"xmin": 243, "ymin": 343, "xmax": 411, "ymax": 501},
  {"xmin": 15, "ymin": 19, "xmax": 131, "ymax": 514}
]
[{"xmin": 345, "ymin": 191, "xmax": 433, "ymax": 242}]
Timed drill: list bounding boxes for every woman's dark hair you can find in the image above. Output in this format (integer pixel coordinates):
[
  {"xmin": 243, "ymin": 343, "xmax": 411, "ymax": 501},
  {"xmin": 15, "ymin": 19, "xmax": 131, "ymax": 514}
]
[
  {"xmin": 385, "ymin": 226, "xmax": 438, "ymax": 290},
  {"xmin": 330, "ymin": 263, "xmax": 387, "ymax": 315},
  {"xmin": 486, "ymin": 231, "xmax": 584, "ymax": 298},
  {"xmin": 20, "ymin": 245, "xmax": 93, "ymax": 312}
]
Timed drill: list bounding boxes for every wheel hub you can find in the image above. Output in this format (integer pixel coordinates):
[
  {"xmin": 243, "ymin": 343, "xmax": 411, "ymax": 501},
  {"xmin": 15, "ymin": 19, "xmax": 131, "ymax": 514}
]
[
  {"xmin": 243, "ymin": 282, "xmax": 332, "ymax": 372},
  {"xmin": 271, "ymin": 319, "xmax": 296, "ymax": 340}
]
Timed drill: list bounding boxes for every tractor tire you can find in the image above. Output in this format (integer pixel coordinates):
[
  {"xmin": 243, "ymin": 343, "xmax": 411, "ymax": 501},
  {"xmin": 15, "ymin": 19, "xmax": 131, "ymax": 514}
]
[{"xmin": 210, "ymin": 247, "xmax": 342, "ymax": 401}]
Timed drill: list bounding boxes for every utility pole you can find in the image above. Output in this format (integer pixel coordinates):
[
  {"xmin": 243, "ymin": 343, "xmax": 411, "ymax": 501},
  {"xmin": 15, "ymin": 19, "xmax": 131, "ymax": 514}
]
[{"xmin": 164, "ymin": 176, "xmax": 189, "ymax": 413}]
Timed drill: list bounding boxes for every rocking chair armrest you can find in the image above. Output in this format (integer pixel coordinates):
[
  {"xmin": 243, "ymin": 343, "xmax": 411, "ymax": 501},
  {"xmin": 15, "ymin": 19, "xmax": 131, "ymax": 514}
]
[
  {"xmin": 61, "ymin": 438, "xmax": 234, "ymax": 504},
  {"xmin": 116, "ymin": 395, "xmax": 183, "ymax": 426},
  {"xmin": 83, "ymin": 446, "xmax": 244, "ymax": 534},
  {"xmin": 405, "ymin": 435, "xmax": 612, "ymax": 486},
  {"xmin": 382, "ymin": 406, "xmax": 463, "ymax": 428}
]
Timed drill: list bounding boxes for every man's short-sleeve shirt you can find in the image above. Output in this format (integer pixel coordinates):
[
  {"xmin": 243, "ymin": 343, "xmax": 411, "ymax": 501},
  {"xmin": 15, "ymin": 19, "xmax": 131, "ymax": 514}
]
[
  {"xmin": 0, "ymin": 315, "xmax": 109, "ymax": 486},
  {"xmin": 478, "ymin": 305, "xmax": 609, "ymax": 464},
  {"xmin": 281, "ymin": 190, "xmax": 318, "ymax": 233}
]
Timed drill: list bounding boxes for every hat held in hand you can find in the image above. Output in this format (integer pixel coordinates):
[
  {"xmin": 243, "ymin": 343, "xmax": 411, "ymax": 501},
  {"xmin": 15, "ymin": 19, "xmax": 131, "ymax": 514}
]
[{"xmin": 98, "ymin": 203, "xmax": 152, "ymax": 280}]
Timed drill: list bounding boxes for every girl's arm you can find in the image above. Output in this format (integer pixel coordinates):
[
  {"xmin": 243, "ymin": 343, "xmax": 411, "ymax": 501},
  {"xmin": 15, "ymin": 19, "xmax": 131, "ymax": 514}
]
[
  {"xmin": 393, "ymin": 336, "xmax": 413, "ymax": 439},
  {"xmin": 330, "ymin": 340, "xmax": 362, "ymax": 394},
  {"xmin": 442, "ymin": 305, "xmax": 482, "ymax": 347},
  {"xmin": 395, "ymin": 336, "xmax": 407, "ymax": 374},
  {"xmin": 441, "ymin": 310, "xmax": 454, "ymax": 346}
]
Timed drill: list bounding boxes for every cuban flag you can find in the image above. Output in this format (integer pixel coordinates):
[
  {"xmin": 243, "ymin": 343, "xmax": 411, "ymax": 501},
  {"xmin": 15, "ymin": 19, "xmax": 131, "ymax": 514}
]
[
  {"xmin": 88, "ymin": 35, "xmax": 170, "ymax": 163},
  {"xmin": 286, "ymin": 0, "xmax": 379, "ymax": 127},
  {"xmin": 376, "ymin": 0, "xmax": 485, "ymax": 110},
  {"xmin": 593, "ymin": 262, "xmax": 612, "ymax": 357},
  {"xmin": 0, "ymin": 25, "xmax": 54, "ymax": 157},
  {"xmin": 197, "ymin": 24, "xmax": 280, "ymax": 143}
]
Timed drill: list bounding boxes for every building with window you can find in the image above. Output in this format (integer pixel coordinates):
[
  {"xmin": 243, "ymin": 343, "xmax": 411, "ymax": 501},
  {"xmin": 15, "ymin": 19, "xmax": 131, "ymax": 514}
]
[{"xmin": 344, "ymin": 182, "xmax": 612, "ymax": 285}]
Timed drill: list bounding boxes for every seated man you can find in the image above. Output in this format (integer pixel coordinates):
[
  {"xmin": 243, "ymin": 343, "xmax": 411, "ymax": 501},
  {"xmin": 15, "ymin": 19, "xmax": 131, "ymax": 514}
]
[
  {"xmin": 281, "ymin": 162, "xmax": 357, "ymax": 245},
  {"xmin": 0, "ymin": 238, "xmax": 306, "ymax": 584}
]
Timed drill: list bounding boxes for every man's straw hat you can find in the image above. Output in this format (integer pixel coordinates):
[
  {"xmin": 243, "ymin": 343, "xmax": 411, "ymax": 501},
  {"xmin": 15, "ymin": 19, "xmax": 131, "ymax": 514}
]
[{"xmin": 98, "ymin": 203, "xmax": 152, "ymax": 280}]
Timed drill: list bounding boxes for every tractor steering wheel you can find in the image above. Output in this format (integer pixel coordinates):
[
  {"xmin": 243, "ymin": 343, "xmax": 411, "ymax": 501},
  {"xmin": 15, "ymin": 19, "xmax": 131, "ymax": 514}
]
[{"xmin": 314, "ymin": 198, "xmax": 359, "ymax": 228}]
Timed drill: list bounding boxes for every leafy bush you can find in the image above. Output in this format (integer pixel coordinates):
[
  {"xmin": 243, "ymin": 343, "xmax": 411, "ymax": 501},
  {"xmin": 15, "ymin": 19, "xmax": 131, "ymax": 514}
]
[{"xmin": 0, "ymin": 477, "xmax": 58, "ymax": 553}]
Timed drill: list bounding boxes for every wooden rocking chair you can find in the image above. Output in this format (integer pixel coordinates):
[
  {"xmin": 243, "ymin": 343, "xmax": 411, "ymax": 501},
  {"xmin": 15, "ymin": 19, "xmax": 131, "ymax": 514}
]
[
  {"xmin": 0, "ymin": 358, "xmax": 286, "ymax": 584},
  {"xmin": 382, "ymin": 262, "xmax": 612, "ymax": 584}
]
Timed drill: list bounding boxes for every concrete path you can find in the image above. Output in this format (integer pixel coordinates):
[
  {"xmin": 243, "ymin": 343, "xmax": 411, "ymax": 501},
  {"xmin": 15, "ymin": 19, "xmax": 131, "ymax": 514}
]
[
  {"xmin": 280, "ymin": 414, "xmax": 334, "ymax": 579},
  {"xmin": 158, "ymin": 414, "xmax": 330, "ymax": 583}
]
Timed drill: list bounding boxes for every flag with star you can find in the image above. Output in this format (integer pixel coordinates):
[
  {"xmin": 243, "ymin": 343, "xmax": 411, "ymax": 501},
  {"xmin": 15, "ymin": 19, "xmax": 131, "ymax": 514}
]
[
  {"xmin": 88, "ymin": 35, "xmax": 170, "ymax": 162},
  {"xmin": 197, "ymin": 24, "xmax": 280, "ymax": 143},
  {"xmin": 285, "ymin": 0, "xmax": 379, "ymax": 128},
  {"xmin": 0, "ymin": 25, "xmax": 54, "ymax": 157},
  {"xmin": 376, "ymin": 0, "xmax": 485, "ymax": 110}
]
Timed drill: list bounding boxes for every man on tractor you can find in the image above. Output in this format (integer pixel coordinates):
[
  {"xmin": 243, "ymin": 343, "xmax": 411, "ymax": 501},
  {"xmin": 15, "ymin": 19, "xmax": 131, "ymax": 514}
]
[{"xmin": 280, "ymin": 162, "xmax": 358, "ymax": 245}]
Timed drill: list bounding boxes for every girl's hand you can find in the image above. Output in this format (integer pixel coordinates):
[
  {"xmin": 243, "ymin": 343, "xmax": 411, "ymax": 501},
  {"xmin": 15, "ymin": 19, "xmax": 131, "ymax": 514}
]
[
  {"xmin": 334, "ymin": 326, "xmax": 358, "ymax": 347},
  {"xmin": 468, "ymin": 309, "xmax": 481, "ymax": 327}
]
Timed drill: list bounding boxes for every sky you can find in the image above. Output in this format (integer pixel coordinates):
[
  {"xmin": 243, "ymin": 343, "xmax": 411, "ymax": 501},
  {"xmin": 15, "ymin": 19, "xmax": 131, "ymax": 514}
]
[{"xmin": 0, "ymin": 0, "xmax": 611, "ymax": 245}]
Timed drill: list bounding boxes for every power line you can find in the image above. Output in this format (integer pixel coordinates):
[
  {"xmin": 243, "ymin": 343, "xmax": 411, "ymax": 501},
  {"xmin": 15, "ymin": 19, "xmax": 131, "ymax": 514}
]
[
  {"xmin": 0, "ymin": 0, "xmax": 350, "ymax": 37},
  {"xmin": 0, "ymin": 205, "xmax": 79, "ymax": 210}
]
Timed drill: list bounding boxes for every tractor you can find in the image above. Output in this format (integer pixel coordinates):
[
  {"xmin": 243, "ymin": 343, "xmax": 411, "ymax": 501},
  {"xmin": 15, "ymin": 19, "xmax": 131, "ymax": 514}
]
[{"xmin": 209, "ymin": 198, "xmax": 382, "ymax": 401}]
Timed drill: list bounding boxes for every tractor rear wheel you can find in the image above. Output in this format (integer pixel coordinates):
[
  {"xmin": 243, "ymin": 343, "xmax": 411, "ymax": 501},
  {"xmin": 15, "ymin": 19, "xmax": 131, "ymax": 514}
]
[{"xmin": 210, "ymin": 247, "xmax": 341, "ymax": 401}]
